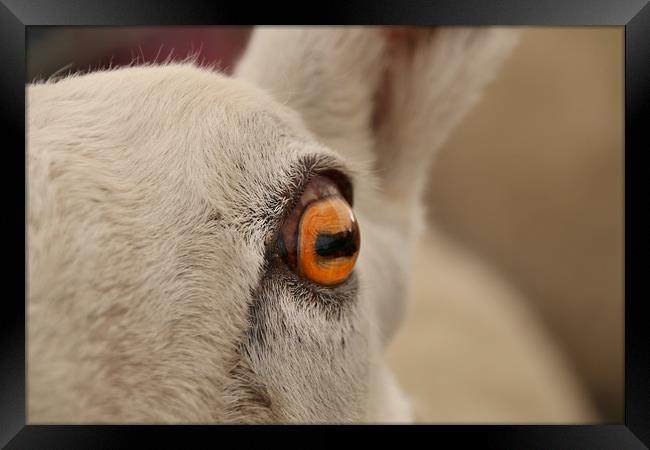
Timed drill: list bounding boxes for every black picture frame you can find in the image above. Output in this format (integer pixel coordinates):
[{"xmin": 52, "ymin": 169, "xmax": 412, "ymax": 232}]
[{"xmin": 3, "ymin": 0, "xmax": 649, "ymax": 447}]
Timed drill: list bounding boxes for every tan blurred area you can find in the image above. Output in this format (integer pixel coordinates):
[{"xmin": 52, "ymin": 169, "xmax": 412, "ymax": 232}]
[{"xmin": 386, "ymin": 27, "xmax": 623, "ymax": 422}]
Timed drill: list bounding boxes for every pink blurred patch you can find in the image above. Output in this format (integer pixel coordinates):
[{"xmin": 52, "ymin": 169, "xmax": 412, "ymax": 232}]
[{"xmin": 79, "ymin": 27, "xmax": 253, "ymax": 75}]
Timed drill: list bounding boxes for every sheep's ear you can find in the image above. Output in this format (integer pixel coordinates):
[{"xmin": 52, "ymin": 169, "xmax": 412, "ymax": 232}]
[
  {"xmin": 234, "ymin": 27, "xmax": 518, "ymax": 209},
  {"xmin": 234, "ymin": 27, "xmax": 386, "ymax": 167},
  {"xmin": 372, "ymin": 27, "xmax": 519, "ymax": 209}
]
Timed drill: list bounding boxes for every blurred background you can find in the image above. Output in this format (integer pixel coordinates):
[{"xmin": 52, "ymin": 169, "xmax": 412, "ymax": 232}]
[{"xmin": 27, "ymin": 26, "xmax": 623, "ymax": 422}]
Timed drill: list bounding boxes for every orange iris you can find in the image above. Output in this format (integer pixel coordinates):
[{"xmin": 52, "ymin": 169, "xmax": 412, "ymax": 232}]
[
  {"xmin": 278, "ymin": 173, "xmax": 360, "ymax": 286},
  {"xmin": 297, "ymin": 196, "xmax": 360, "ymax": 286}
]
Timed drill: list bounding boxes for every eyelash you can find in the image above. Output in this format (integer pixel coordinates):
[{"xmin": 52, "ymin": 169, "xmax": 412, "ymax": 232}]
[{"xmin": 263, "ymin": 158, "xmax": 353, "ymax": 251}]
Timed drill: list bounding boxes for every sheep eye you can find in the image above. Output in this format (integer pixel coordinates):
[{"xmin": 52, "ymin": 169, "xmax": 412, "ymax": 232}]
[{"xmin": 278, "ymin": 173, "xmax": 360, "ymax": 286}]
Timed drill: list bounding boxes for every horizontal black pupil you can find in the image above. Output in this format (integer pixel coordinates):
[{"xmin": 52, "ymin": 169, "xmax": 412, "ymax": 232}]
[{"xmin": 315, "ymin": 231, "xmax": 357, "ymax": 258}]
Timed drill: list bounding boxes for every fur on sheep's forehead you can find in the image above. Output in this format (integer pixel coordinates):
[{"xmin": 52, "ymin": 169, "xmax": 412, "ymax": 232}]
[
  {"xmin": 28, "ymin": 63, "xmax": 369, "ymax": 423},
  {"xmin": 29, "ymin": 63, "xmax": 357, "ymax": 243}
]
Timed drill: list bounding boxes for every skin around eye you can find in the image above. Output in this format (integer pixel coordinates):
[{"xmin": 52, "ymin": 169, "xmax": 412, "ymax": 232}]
[{"xmin": 278, "ymin": 174, "xmax": 360, "ymax": 286}]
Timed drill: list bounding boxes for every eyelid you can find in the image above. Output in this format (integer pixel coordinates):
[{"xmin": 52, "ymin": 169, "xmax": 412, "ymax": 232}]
[
  {"xmin": 264, "ymin": 157, "xmax": 354, "ymax": 250},
  {"xmin": 315, "ymin": 169, "xmax": 354, "ymax": 206}
]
